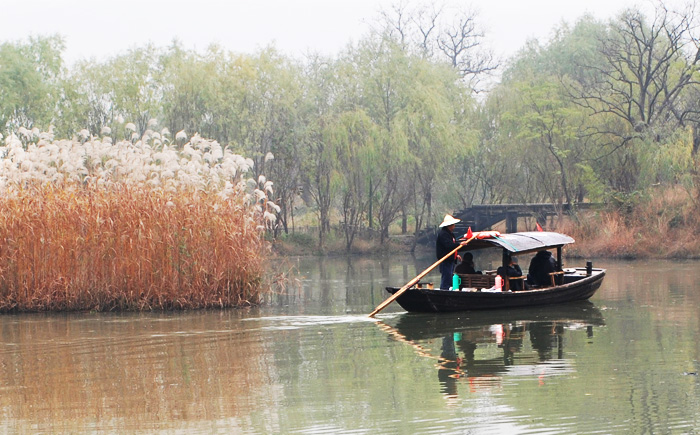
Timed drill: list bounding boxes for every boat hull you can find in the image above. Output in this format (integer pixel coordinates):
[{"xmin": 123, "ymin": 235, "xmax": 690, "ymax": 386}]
[{"xmin": 385, "ymin": 269, "xmax": 605, "ymax": 313}]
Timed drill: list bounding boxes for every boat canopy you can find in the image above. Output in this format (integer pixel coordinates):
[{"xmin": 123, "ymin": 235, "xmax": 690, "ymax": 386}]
[{"xmin": 462, "ymin": 231, "xmax": 575, "ymax": 254}]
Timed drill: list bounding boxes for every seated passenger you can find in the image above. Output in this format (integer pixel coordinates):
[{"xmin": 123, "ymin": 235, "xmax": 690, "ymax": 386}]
[
  {"xmin": 496, "ymin": 255, "xmax": 526, "ymax": 291},
  {"xmin": 454, "ymin": 252, "xmax": 482, "ymax": 275},
  {"xmin": 527, "ymin": 250, "xmax": 558, "ymax": 287}
]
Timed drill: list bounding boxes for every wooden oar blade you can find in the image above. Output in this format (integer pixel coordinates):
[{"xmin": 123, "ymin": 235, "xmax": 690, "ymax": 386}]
[{"xmin": 368, "ymin": 285, "xmax": 411, "ymax": 317}]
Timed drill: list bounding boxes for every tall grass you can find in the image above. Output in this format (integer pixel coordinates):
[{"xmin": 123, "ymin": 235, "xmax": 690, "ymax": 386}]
[
  {"xmin": 0, "ymin": 128, "xmax": 276, "ymax": 312},
  {"xmin": 561, "ymin": 185, "xmax": 700, "ymax": 259}
]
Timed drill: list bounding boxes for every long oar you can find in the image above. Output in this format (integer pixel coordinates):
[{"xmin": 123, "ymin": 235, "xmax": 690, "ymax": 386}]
[{"xmin": 369, "ymin": 236, "xmax": 476, "ymax": 317}]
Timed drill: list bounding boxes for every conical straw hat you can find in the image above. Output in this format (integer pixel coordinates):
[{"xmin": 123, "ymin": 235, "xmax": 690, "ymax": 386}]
[{"xmin": 439, "ymin": 214, "xmax": 461, "ymax": 228}]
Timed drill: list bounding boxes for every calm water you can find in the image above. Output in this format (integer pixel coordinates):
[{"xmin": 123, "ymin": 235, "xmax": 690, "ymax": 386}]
[{"xmin": 1, "ymin": 253, "xmax": 699, "ymax": 434}]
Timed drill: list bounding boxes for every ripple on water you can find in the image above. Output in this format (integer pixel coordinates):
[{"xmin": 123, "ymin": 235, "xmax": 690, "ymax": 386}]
[{"xmin": 247, "ymin": 314, "xmax": 387, "ymax": 331}]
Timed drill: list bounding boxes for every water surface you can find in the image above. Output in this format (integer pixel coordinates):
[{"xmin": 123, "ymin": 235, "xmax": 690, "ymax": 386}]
[{"xmin": 1, "ymin": 254, "xmax": 698, "ymax": 433}]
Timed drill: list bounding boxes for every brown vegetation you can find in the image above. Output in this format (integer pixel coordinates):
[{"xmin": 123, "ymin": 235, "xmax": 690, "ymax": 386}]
[
  {"xmin": 272, "ymin": 186, "xmax": 700, "ymax": 260},
  {"xmin": 0, "ymin": 183, "xmax": 270, "ymax": 312},
  {"xmin": 561, "ymin": 186, "xmax": 700, "ymax": 259}
]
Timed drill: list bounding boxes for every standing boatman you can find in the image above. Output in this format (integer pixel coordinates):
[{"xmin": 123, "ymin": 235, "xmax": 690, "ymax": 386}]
[{"xmin": 436, "ymin": 214, "xmax": 467, "ymax": 290}]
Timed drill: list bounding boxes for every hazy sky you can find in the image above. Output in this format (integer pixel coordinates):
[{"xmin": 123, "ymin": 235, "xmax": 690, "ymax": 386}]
[{"xmin": 1, "ymin": 0, "xmax": 677, "ymax": 65}]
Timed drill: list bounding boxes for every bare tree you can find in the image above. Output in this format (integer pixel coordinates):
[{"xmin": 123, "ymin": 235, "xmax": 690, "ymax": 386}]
[
  {"xmin": 375, "ymin": 1, "xmax": 499, "ymax": 91},
  {"xmin": 571, "ymin": 2, "xmax": 700, "ymax": 145},
  {"xmin": 412, "ymin": 4, "xmax": 441, "ymax": 57},
  {"xmin": 377, "ymin": 2, "xmax": 412, "ymax": 47},
  {"xmin": 436, "ymin": 9, "xmax": 498, "ymax": 87}
]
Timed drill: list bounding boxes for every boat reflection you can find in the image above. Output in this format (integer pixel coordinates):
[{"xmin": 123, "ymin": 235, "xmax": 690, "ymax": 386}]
[{"xmin": 378, "ymin": 301, "xmax": 604, "ymax": 397}]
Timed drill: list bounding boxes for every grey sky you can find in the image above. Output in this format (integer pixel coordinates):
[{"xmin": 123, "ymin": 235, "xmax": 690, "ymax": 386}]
[{"xmin": 1, "ymin": 0, "xmax": 675, "ymax": 65}]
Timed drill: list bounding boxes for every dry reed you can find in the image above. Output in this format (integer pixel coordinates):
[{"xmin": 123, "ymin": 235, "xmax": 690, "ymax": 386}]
[
  {"xmin": 0, "ymin": 183, "xmax": 270, "ymax": 312},
  {"xmin": 561, "ymin": 185, "xmax": 700, "ymax": 259}
]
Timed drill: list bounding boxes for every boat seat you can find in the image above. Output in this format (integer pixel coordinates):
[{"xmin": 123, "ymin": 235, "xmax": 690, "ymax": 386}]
[
  {"xmin": 549, "ymin": 271, "xmax": 565, "ymax": 286},
  {"xmin": 507, "ymin": 276, "xmax": 527, "ymax": 291},
  {"xmin": 456, "ymin": 274, "xmax": 495, "ymax": 289}
]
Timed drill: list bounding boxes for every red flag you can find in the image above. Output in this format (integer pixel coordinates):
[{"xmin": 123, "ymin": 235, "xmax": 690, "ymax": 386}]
[
  {"xmin": 536, "ymin": 223, "xmax": 543, "ymax": 232},
  {"xmin": 466, "ymin": 227, "xmax": 473, "ymax": 238}
]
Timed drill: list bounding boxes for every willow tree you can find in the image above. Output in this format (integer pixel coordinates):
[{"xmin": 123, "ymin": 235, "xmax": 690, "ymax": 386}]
[
  {"xmin": 505, "ymin": 80, "xmax": 593, "ymax": 205},
  {"xmin": 456, "ymin": 89, "xmax": 523, "ymax": 206},
  {"xmin": 569, "ymin": 3, "xmax": 700, "ymax": 193},
  {"xmin": 158, "ymin": 45, "xmax": 305, "ymax": 234},
  {"xmin": 336, "ymin": 30, "xmax": 482, "ymax": 244},
  {"xmin": 226, "ymin": 48, "xmax": 304, "ymax": 236},
  {"xmin": 468, "ymin": 17, "xmax": 614, "ymax": 208},
  {"xmin": 372, "ymin": 0, "xmax": 498, "ymax": 234},
  {"xmin": 298, "ymin": 55, "xmax": 341, "ymax": 249},
  {"xmin": 159, "ymin": 43, "xmax": 221, "ymax": 143},
  {"xmin": 331, "ymin": 110, "xmax": 378, "ymax": 249},
  {"xmin": 60, "ymin": 59, "xmax": 113, "ymax": 136},
  {"xmin": 101, "ymin": 45, "xmax": 164, "ymax": 135},
  {"xmin": 347, "ymin": 38, "xmax": 416, "ymax": 244},
  {"xmin": 402, "ymin": 60, "xmax": 472, "ymax": 240},
  {"xmin": 0, "ymin": 35, "xmax": 64, "ymax": 131}
]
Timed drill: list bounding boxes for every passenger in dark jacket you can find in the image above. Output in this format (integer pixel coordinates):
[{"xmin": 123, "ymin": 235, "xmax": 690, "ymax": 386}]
[
  {"xmin": 436, "ymin": 214, "xmax": 465, "ymax": 289},
  {"xmin": 527, "ymin": 250, "xmax": 558, "ymax": 287},
  {"xmin": 455, "ymin": 252, "xmax": 481, "ymax": 275},
  {"xmin": 497, "ymin": 255, "xmax": 525, "ymax": 290}
]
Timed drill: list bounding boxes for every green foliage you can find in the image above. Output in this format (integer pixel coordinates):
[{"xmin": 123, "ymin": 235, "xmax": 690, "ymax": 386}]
[
  {"xmin": 576, "ymin": 163, "xmax": 606, "ymax": 203},
  {"xmin": 0, "ymin": 35, "xmax": 64, "ymax": 131},
  {"xmin": 4, "ymin": 0, "xmax": 700, "ymax": 250},
  {"xmin": 643, "ymin": 128, "xmax": 694, "ymax": 185}
]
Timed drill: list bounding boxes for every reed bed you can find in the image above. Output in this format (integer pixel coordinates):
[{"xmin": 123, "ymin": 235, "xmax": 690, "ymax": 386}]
[
  {"xmin": 562, "ymin": 185, "xmax": 700, "ymax": 259},
  {"xmin": 0, "ymin": 127, "xmax": 276, "ymax": 312}
]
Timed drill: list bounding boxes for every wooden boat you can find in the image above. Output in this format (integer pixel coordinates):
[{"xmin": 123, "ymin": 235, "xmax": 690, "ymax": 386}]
[{"xmin": 385, "ymin": 231, "xmax": 605, "ymax": 313}]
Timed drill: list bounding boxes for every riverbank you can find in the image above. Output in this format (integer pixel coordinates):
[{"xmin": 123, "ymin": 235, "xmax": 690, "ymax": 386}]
[
  {"xmin": 272, "ymin": 231, "xmax": 414, "ymax": 257},
  {"xmin": 272, "ymin": 187, "xmax": 700, "ymax": 259},
  {"xmin": 561, "ymin": 186, "xmax": 700, "ymax": 259}
]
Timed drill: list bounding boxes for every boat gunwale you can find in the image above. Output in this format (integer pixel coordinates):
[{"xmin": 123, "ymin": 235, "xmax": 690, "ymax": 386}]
[{"xmin": 387, "ymin": 268, "xmax": 605, "ymax": 297}]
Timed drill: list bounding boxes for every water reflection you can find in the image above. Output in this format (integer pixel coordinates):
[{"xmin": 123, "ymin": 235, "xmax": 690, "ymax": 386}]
[
  {"xmin": 2, "ymin": 257, "xmax": 700, "ymax": 434},
  {"xmin": 379, "ymin": 301, "xmax": 605, "ymax": 399},
  {"xmin": 0, "ymin": 310, "xmax": 270, "ymax": 433}
]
